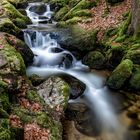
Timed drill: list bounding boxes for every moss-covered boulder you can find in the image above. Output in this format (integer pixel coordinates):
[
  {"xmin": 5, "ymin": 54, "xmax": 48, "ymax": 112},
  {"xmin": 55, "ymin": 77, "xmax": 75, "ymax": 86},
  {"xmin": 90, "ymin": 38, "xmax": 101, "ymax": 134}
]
[
  {"xmin": 106, "ymin": 45, "xmax": 124, "ymax": 69},
  {"xmin": 82, "ymin": 51, "xmax": 106, "ymax": 69},
  {"xmin": 4, "ymin": 33, "xmax": 34, "ymax": 66},
  {"xmin": 0, "ymin": 18, "xmax": 21, "ymax": 36},
  {"xmin": 57, "ymin": 25, "xmax": 97, "ymax": 51},
  {"xmin": 1, "ymin": 1, "xmax": 31, "ymax": 27},
  {"xmin": 107, "ymin": 59, "xmax": 133, "ymax": 89},
  {"xmin": 0, "ymin": 43, "xmax": 26, "ymax": 75},
  {"xmin": 125, "ymin": 49, "xmax": 140, "ymax": 65},
  {"xmin": 0, "ymin": 32, "xmax": 34, "ymax": 67},
  {"xmin": 129, "ymin": 68, "xmax": 140, "ymax": 91}
]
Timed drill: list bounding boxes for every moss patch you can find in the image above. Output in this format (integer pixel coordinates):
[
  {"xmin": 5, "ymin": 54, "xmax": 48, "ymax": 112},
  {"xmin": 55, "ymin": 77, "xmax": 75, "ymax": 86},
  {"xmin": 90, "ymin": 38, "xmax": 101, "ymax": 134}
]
[{"xmin": 107, "ymin": 59, "xmax": 133, "ymax": 89}]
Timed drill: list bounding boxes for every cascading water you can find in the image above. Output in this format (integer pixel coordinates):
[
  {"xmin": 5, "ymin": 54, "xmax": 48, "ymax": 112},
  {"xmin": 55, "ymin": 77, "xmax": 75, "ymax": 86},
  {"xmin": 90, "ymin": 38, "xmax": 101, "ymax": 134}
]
[
  {"xmin": 24, "ymin": 3, "xmax": 129, "ymax": 140},
  {"xmin": 26, "ymin": 2, "xmax": 54, "ymax": 24}
]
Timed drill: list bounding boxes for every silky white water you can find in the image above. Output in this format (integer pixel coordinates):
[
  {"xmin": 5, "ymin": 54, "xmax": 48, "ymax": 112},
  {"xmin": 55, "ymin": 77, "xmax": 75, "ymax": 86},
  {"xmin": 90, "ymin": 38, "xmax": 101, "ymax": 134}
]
[{"xmin": 25, "ymin": 3, "xmax": 127, "ymax": 140}]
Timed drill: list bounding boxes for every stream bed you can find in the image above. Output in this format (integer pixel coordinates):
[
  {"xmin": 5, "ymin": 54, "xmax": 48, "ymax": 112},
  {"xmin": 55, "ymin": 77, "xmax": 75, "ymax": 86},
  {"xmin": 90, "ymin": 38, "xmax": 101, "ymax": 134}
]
[{"xmin": 24, "ymin": 2, "xmax": 134, "ymax": 140}]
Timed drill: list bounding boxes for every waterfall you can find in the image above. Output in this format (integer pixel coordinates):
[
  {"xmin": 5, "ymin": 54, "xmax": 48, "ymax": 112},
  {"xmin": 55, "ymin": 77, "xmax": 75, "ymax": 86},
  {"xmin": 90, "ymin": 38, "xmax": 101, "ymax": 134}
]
[
  {"xmin": 24, "ymin": 3, "xmax": 128, "ymax": 140},
  {"xmin": 26, "ymin": 2, "xmax": 54, "ymax": 23}
]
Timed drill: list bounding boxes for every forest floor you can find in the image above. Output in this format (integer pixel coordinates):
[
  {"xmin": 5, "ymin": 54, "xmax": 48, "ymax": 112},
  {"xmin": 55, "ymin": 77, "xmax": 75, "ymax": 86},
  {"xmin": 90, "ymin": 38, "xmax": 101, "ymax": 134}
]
[
  {"xmin": 79, "ymin": 0, "xmax": 131, "ymax": 30},
  {"xmin": 79, "ymin": 0, "xmax": 131, "ymax": 39}
]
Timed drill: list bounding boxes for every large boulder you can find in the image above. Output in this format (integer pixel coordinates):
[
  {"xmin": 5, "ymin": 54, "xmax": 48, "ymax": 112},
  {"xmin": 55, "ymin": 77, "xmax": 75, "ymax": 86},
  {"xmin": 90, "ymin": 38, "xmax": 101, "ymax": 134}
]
[
  {"xmin": 107, "ymin": 59, "xmax": 133, "ymax": 89},
  {"xmin": 0, "ymin": 40, "xmax": 26, "ymax": 75},
  {"xmin": 0, "ymin": 1, "xmax": 31, "ymax": 29},
  {"xmin": 37, "ymin": 77, "xmax": 70, "ymax": 111},
  {"xmin": 0, "ymin": 32, "xmax": 34, "ymax": 67},
  {"xmin": 57, "ymin": 25, "xmax": 97, "ymax": 51},
  {"xmin": 82, "ymin": 51, "xmax": 106, "ymax": 69},
  {"xmin": 0, "ymin": 18, "xmax": 21, "ymax": 36}
]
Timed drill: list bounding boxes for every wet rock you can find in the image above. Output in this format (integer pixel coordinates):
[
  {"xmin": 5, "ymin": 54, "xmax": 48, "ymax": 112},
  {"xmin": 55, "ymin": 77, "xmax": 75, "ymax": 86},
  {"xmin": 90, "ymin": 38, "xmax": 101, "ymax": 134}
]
[
  {"xmin": 0, "ymin": 18, "xmax": 21, "ymax": 36},
  {"xmin": 56, "ymin": 25, "xmax": 98, "ymax": 51},
  {"xmin": 29, "ymin": 74, "xmax": 46, "ymax": 86},
  {"xmin": 4, "ymin": 33, "xmax": 34, "ymax": 66},
  {"xmin": 107, "ymin": 59, "xmax": 133, "ymax": 89},
  {"xmin": 65, "ymin": 102, "xmax": 102, "ymax": 136},
  {"xmin": 1, "ymin": 1, "xmax": 31, "ymax": 26},
  {"xmin": 37, "ymin": 77, "xmax": 70, "ymax": 111},
  {"xmin": 62, "ymin": 76, "xmax": 86, "ymax": 99},
  {"xmin": 82, "ymin": 51, "xmax": 106, "ymax": 69}
]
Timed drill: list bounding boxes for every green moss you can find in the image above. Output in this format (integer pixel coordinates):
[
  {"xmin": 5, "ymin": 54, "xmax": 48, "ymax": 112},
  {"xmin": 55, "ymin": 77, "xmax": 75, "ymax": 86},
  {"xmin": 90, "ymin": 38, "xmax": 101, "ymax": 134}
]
[
  {"xmin": 105, "ymin": 27, "xmax": 119, "ymax": 39},
  {"xmin": 2, "ymin": 44, "xmax": 26, "ymax": 74},
  {"xmin": 129, "ymin": 69, "xmax": 140, "ymax": 90},
  {"xmin": 12, "ymin": 106, "xmax": 62, "ymax": 139},
  {"xmin": 125, "ymin": 49, "xmax": 140, "ymax": 65},
  {"xmin": 72, "ymin": 0, "xmax": 96, "ymax": 10},
  {"xmin": 0, "ymin": 92, "xmax": 10, "ymax": 112},
  {"xmin": 69, "ymin": 9, "xmax": 92, "ymax": 18},
  {"xmin": 66, "ymin": 16, "xmax": 86, "ymax": 24},
  {"xmin": 2, "ymin": 1, "xmax": 30, "ymax": 24},
  {"xmin": 83, "ymin": 51, "xmax": 106, "ymax": 69},
  {"xmin": 107, "ymin": 59, "xmax": 133, "ymax": 89},
  {"xmin": 0, "ymin": 127, "xmax": 11, "ymax": 140},
  {"xmin": 26, "ymin": 90, "xmax": 45, "ymax": 105},
  {"xmin": 115, "ymin": 35, "xmax": 127, "ymax": 43},
  {"xmin": 12, "ymin": 106, "xmax": 33, "ymax": 123},
  {"xmin": 0, "ymin": 80, "xmax": 8, "ymax": 93},
  {"xmin": 48, "ymin": 0, "xmax": 69, "ymax": 6},
  {"xmin": 0, "ymin": 109, "xmax": 9, "ymax": 118},
  {"xmin": 0, "ymin": 119, "xmax": 9, "ymax": 129},
  {"xmin": 13, "ymin": 18, "xmax": 27, "ymax": 28},
  {"xmin": 54, "ymin": 7, "xmax": 69, "ymax": 21},
  {"xmin": 0, "ymin": 18, "xmax": 20, "ymax": 36},
  {"xmin": 58, "ymin": 83, "xmax": 70, "ymax": 109},
  {"xmin": 62, "ymin": 0, "xmax": 96, "ymax": 20},
  {"xmin": 36, "ymin": 112, "xmax": 52, "ymax": 128},
  {"xmin": 65, "ymin": 25, "xmax": 98, "ymax": 51},
  {"xmin": 118, "ymin": 12, "xmax": 132, "ymax": 36}
]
